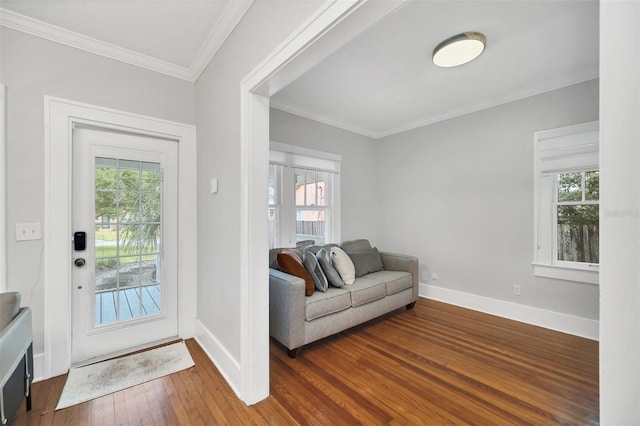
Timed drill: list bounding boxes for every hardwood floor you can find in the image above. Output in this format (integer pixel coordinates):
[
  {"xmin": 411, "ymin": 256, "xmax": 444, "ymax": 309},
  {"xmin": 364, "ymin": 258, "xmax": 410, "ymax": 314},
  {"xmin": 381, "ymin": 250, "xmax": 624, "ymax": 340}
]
[{"xmin": 12, "ymin": 299, "xmax": 599, "ymax": 425}]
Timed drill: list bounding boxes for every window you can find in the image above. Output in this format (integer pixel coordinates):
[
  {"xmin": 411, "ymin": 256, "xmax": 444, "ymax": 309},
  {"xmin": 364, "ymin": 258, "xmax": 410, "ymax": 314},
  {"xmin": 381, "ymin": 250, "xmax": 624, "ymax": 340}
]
[
  {"xmin": 533, "ymin": 121, "xmax": 599, "ymax": 284},
  {"xmin": 556, "ymin": 171, "xmax": 599, "ymax": 264},
  {"xmin": 268, "ymin": 163, "xmax": 282, "ymax": 249},
  {"xmin": 269, "ymin": 142, "xmax": 341, "ymax": 248}
]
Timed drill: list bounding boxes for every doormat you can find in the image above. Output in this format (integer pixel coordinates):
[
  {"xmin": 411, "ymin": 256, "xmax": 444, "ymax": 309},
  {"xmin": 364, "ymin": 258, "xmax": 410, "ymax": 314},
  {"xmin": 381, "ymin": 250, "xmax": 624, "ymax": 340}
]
[{"xmin": 56, "ymin": 341, "xmax": 194, "ymax": 410}]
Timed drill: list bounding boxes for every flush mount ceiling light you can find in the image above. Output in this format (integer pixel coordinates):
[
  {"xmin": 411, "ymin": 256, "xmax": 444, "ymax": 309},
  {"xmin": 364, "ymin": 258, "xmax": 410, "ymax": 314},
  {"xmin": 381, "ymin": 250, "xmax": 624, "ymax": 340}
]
[{"xmin": 432, "ymin": 32, "xmax": 487, "ymax": 67}]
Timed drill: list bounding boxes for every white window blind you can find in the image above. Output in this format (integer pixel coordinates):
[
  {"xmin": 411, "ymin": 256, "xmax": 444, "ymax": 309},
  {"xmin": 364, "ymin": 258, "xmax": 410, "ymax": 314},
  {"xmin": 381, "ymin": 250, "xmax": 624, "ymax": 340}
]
[
  {"xmin": 269, "ymin": 141, "xmax": 341, "ymax": 174},
  {"xmin": 538, "ymin": 128, "xmax": 598, "ymax": 174}
]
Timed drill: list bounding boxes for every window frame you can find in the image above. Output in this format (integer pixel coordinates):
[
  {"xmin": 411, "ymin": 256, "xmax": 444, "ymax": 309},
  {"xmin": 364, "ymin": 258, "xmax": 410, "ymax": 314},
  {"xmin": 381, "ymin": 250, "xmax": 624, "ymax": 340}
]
[
  {"xmin": 533, "ymin": 121, "xmax": 599, "ymax": 284},
  {"xmin": 269, "ymin": 142, "xmax": 341, "ymax": 248}
]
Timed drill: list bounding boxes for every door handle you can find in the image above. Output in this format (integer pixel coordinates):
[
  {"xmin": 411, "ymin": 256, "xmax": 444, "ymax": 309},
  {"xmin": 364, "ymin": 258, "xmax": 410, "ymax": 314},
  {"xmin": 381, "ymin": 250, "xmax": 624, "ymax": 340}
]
[{"xmin": 74, "ymin": 258, "xmax": 86, "ymax": 267}]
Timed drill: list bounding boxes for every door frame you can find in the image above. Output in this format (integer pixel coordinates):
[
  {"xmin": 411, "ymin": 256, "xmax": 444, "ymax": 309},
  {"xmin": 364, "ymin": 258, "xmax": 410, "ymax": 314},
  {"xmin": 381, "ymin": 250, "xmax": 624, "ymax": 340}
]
[
  {"xmin": 0, "ymin": 84, "xmax": 6, "ymax": 293},
  {"xmin": 43, "ymin": 96, "xmax": 197, "ymax": 378},
  {"xmin": 237, "ymin": 0, "xmax": 408, "ymax": 404}
]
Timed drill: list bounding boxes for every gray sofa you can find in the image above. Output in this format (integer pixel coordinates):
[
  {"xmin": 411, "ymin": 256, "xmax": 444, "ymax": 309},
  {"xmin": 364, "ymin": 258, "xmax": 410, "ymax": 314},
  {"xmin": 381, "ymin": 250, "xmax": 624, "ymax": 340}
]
[
  {"xmin": 269, "ymin": 239, "xmax": 418, "ymax": 357},
  {"xmin": 0, "ymin": 292, "xmax": 33, "ymax": 425}
]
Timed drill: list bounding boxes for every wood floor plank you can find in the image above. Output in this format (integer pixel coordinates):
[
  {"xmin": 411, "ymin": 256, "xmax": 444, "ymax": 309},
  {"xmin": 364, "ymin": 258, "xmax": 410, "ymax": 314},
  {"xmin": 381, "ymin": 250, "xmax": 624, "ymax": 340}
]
[
  {"xmin": 270, "ymin": 347, "xmax": 396, "ymax": 424},
  {"xmin": 11, "ymin": 299, "xmax": 599, "ymax": 425}
]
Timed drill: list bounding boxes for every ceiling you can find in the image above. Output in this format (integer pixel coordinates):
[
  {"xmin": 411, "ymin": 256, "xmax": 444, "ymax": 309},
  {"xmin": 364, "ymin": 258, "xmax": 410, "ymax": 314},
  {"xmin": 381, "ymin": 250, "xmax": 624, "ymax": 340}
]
[
  {"xmin": 0, "ymin": 0, "xmax": 599, "ymax": 138},
  {"xmin": 0, "ymin": 0, "xmax": 253, "ymax": 81},
  {"xmin": 271, "ymin": 0, "xmax": 599, "ymax": 138}
]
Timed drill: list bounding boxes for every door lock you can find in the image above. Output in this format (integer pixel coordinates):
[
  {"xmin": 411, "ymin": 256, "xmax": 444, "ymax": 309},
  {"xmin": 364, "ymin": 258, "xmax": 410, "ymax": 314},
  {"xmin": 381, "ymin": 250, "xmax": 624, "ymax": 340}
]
[
  {"xmin": 74, "ymin": 258, "xmax": 86, "ymax": 267},
  {"xmin": 73, "ymin": 232, "xmax": 86, "ymax": 251}
]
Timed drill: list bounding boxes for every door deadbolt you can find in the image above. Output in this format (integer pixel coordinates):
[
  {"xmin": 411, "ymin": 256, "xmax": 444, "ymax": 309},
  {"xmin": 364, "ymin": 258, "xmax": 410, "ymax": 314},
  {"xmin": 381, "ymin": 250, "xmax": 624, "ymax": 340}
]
[{"xmin": 74, "ymin": 258, "xmax": 86, "ymax": 267}]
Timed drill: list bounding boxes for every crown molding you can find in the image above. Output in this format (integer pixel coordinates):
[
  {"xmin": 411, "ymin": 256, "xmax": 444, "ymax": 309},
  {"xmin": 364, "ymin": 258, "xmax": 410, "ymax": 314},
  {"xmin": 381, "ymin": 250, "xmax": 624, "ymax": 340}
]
[
  {"xmin": 269, "ymin": 100, "xmax": 380, "ymax": 139},
  {"xmin": 190, "ymin": 0, "xmax": 254, "ymax": 82},
  {"xmin": 377, "ymin": 74, "xmax": 600, "ymax": 139},
  {"xmin": 271, "ymin": 75, "xmax": 599, "ymax": 140},
  {"xmin": 0, "ymin": 4, "xmax": 253, "ymax": 83},
  {"xmin": 0, "ymin": 8, "xmax": 193, "ymax": 81}
]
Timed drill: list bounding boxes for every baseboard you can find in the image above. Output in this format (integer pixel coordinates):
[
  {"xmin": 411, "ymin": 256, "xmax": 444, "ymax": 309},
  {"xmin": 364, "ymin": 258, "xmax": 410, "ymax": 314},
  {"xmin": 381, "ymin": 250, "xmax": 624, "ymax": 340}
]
[
  {"xmin": 420, "ymin": 283, "xmax": 599, "ymax": 341},
  {"xmin": 33, "ymin": 351, "xmax": 45, "ymax": 382},
  {"xmin": 193, "ymin": 319, "xmax": 242, "ymax": 397}
]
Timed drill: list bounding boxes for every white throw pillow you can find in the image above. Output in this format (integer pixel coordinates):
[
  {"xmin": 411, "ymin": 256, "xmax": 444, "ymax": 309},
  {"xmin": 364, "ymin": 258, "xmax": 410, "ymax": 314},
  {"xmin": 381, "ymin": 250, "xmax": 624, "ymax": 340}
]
[{"xmin": 330, "ymin": 247, "xmax": 356, "ymax": 285}]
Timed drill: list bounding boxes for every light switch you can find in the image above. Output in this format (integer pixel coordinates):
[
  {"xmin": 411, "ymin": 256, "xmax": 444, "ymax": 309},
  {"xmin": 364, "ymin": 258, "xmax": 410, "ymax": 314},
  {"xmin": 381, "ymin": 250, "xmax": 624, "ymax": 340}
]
[
  {"xmin": 210, "ymin": 178, "xmax": 218, "ymax": 194},
  {"xmin": 16, "ymin": 222, "xmax": 42, "ymax": 241}
]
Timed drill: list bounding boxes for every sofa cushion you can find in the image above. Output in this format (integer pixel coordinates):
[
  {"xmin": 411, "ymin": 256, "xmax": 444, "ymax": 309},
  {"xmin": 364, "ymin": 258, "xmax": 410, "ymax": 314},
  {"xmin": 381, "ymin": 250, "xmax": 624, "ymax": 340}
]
[
  {"xmin": 341, "ymin": 239, "xmax": 372, "ymax": 252},
  {"xmin": 316, "ymin": 248, "xmax": 345, "ymax": 288},
  {"xmin": 0, "ymin": 292, "xmax": 21, "ymax": 331},
  {"xmin": 303, "ymin": 250, "xmax": 329, "ymax": 292},
  {"xmin": 296, "ymin": 240, "xmax": 316, "ymax": 248},
  {"xmin": 347, "ymin": 248, "xmax": 384, "ymax": 278},
  {"xmin": 277, "ymin": 250, "xmax": 315, "ymax": 296},
  {"xmin": 331, "ymin": 247, "xmax": 356, "ymax": 285},
  {"xmin": 305, "ymin": 288, "xmax": 351, "ymax": 321},
  {"xmin": 346, "ymin": 277, "xmax": 387, "ymax": 307},
  {"xmin": 366, "ymin": 270, "xmax": 413, "ymax": 295}
]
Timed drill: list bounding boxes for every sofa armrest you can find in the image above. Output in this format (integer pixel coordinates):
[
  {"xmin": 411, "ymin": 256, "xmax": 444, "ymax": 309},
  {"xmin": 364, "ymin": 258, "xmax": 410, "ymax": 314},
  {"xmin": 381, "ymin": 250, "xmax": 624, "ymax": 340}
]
[
  {"xmin": 268, "ymin": 269, "xmax": 306, "ymax": 350},
  {"xmin": 379, "ymin": 252, "xmax": 419, "ymax": 301}
]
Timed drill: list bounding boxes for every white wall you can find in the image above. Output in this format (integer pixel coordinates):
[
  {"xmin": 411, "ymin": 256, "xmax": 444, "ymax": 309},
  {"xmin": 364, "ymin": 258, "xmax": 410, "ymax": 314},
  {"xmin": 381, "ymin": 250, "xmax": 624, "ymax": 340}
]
[
  {"xmin": 194, "ymin": 0, "xmax": 323, "ymax": 368},
  {"xmin": 377, "ymin": 80, "xmax": 599, "ymax": 321},
  {"xmin": 600, "ymin": 1, "xmax": 640, "ymax": 422},
  {"xmin": 269, "ymin": 107, "xmax": 380, "ymax": 243},
  {"xmin": 0, "ymin": 27, "xmax": 196, "ymax": 358}
]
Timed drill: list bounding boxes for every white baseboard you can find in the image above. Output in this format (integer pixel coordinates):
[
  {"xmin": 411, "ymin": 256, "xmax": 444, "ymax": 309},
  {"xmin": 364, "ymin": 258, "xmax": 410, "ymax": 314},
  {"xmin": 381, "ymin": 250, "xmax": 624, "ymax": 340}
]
[
  {"xmin": 193, "ymin": 319, "xmax": 242, "ymax": 397},
  {"xmin": 33, "ymin": 351, "xmax": 45, "ymax": 382},
  {"xmin": 420, "ymin": 283, "xmax": 599, "ymax": 341}
]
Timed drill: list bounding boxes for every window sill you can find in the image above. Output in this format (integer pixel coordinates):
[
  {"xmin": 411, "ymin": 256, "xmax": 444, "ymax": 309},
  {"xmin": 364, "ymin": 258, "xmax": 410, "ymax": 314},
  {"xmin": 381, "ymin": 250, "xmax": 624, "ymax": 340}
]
[{"xmin": 532, "ymin": 263, "xmax": 599, "ymax": 285}]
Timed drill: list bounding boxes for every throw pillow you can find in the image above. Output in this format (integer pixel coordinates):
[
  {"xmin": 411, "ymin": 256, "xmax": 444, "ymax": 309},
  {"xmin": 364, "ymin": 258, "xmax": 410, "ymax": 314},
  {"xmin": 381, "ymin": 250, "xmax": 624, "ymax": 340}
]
[
  {"xmin": 303, "ymin": 250, "xmax": 329, "ymax": 292},
  {"xmin": 330, "ymin": 246, "xmax": 356, "ymax": 285},
  {"xmin": 269, "ymin": 247, "xmax": 304, "ymax": 270},
  {"xmin": 347, "ymin": 247, "xmax": 385, "ymax": 278},
  {"xmin": 316, "ymin": 248, "xmax": 345, "ymax": 288},
  {"xmin": 277, "ymin": 250, "xmax": 315, "ymax": 296}
]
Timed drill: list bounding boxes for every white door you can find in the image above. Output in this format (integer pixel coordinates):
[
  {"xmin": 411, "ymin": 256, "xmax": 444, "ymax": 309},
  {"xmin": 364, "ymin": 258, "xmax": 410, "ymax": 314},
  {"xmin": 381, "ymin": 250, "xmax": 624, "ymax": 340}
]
[{"xmin": 71, "ymin": 126, "xmax": 179, "ymax": 364}]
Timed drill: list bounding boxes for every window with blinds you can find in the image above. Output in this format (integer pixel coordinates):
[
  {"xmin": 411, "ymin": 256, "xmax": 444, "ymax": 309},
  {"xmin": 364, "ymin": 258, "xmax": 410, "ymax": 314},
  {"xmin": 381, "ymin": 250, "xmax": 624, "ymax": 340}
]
[{"xmin": 533, "ymin": 121, "xmax": 599, "ymax": 284}]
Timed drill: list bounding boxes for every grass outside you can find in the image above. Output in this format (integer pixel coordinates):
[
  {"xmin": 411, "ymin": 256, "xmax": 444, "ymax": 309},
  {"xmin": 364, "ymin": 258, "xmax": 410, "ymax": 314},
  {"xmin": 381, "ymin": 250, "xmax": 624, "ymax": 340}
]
[
  {"xmin": 95, "ymin": 229, "xmax": 117, "ymax": 241},
  {"xmin": 96, "ymin": 246, "xmax": 158, "ymax": 269},
  {"xmin": 95, "ymin": 229, "xmax": 159, "ymax": 269}
]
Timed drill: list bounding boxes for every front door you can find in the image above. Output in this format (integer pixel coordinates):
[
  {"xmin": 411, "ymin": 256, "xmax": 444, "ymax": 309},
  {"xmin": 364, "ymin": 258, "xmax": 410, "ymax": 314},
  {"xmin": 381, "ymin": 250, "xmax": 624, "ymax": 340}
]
[{"xmin": 71, "ymin": 126, "xmax": 178, "ymax": 364}]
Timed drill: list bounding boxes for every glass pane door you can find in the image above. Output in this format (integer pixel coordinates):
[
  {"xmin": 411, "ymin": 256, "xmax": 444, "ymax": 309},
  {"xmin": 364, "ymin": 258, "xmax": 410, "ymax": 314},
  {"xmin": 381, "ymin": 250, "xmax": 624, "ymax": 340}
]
[{"xmin": 94, "ymin": 157, "xmax": 162, "ymax": 326}]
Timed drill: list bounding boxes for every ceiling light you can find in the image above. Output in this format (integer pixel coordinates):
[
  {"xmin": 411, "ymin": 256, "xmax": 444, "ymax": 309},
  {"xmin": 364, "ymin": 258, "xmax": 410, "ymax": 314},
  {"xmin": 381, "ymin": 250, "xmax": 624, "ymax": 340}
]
[{"xmin": 432, "ymin": 32, "xmax": 486, "ymax": 67}]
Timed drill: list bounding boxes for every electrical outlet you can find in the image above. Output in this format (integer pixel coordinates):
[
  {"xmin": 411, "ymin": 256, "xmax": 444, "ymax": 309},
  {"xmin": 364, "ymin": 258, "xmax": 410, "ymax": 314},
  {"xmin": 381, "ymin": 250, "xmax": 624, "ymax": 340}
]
[
  {"xmin": 16, "ymin": 222, "xmax": 42, "ymax": 241},
  {"xmin": 513, "ymin": 284, "xmax": 521, "ymax": 296},
  {"xmin": 431, "ymin": 273, "xmax": 438, "ymax": 281}
]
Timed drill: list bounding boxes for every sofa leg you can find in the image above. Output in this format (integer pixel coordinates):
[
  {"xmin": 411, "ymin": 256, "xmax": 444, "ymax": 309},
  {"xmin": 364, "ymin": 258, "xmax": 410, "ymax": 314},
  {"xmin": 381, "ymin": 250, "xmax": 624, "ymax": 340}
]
[
  {"xmin": 406, "ymin": 301, "xmax": 416, "ymax": 309},
  {"xmin": 287, "ymin": 348, "xmax": 299, "ymax": 359}
]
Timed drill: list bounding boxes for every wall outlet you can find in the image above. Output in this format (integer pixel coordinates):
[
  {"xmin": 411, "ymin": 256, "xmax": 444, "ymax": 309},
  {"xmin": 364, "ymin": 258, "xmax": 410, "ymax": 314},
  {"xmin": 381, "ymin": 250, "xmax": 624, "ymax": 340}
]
[
  {"xmin": 431, "ymin": 273, "xmax": 438, "ymax": 281},
  {"xmin": 513, "ymin": 284, "xmax": 521, "ymax": 295},
  {"xmin": 16, "ymin": 222, "xmax": 42, "ymax": 241}
]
